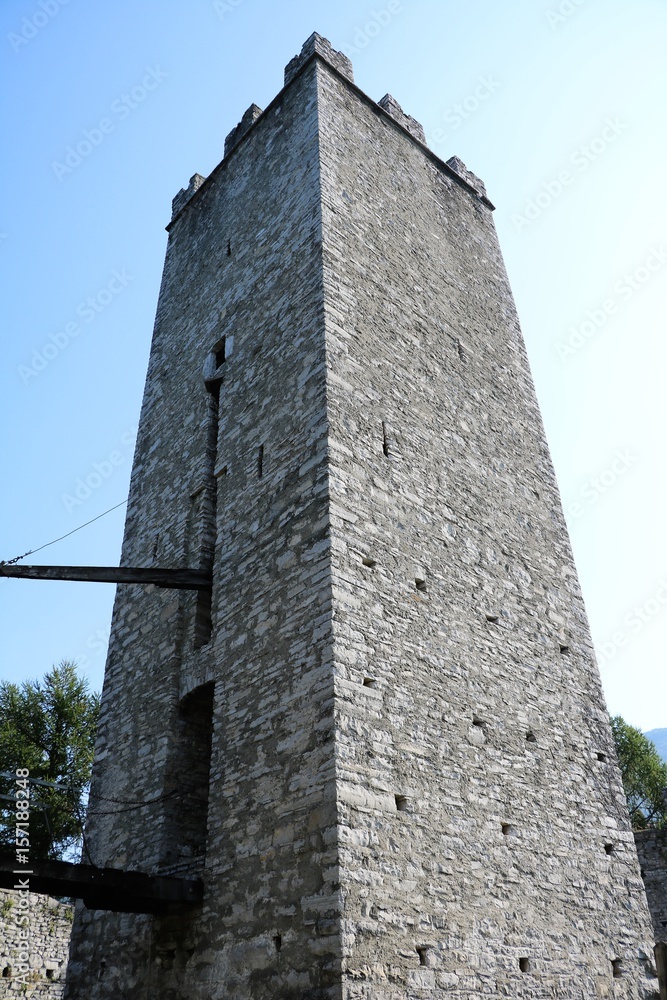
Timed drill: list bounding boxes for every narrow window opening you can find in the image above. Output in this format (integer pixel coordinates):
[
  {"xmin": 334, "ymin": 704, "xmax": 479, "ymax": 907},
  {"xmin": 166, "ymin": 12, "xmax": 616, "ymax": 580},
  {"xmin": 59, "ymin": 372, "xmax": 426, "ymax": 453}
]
[
  {"xmin": 227, "ymin": 240, "xmax": 232, "ymax": 256},
  {"xmin": 274, "ymin": 934, "xmax": 282, "ymax": 953},
  {"xmin": 604, "ymin": 843, "xmax": 615, "ymax": 856},
  {"xmin": 416, "ymin": 946, "xmax": 428, "ymax": 966},
  {"xmin": 485, "ymin": 613, "xmax": 499, "ymax": 623},
  {"xmin": 501, "ymin": 823, "xmax": 512, "ymax": 836},
  {"xmin": 152, "ymin": 532, "xmax": 160, "ymax": 559},
  {"xmin": 362, "ymin": 677, "xmax": 377, "ymax": 689},
  {"xmin": 168, "ymin": 683, "xmax": 215, "ymax": 865},
  {"xmin": 257, "ymin": 444, "xmax": 264, "ymax": 478},
  {"xmin": 596, "ymin": 751, "xmax": 607, "ymax": 762},
  {"xmin": 415, "ymin": 577, "xmax": 427, "ymax": 592},
  {"xmin": 395, "ymin": 794, "xmax": 408, "ymax": 812},
  {"xmin": 526, "ymin": 731, "xmax": 537, "ymax": 743},
  {"xmin": 361, "ymin": 556, "xmax": 376, "ymax": 567},
  {"xmin": 381, "ymin": 420, "xmax": 390, "ymax": 457},
  {"xmin": 98, "ymin": 961, "xmax": 106, "ymax": 980},
  {"xmin": 612, "ymin": 958, "xmax": 623, "ymax": 978},
  {"xmin": 519, "ymin": 957, "xmax": 530, "ymax": 973},
  {"xmin": 214, "ymin": 337, "xmax": 226, "ymax": 370}
]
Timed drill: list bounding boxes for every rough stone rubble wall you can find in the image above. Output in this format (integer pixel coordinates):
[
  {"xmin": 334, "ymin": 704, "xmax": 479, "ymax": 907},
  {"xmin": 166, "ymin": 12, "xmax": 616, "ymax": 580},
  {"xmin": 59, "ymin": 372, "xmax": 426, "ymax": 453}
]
[
  {"xmin": 316, "ymin": 56, "xmax": 658, "ymax": 999},
  {"xmin": 64, "ymin": 32, "xmax": 660, "ymax": 1000},
  {"xmin": 636, "ymin": 831, "xmax": 667, "ymax": 943},
  {"xmin": 65, "ymin": 55, "xmax": 342, "ymax": 1000},
  {"xmin": 0, "ymin": 889, "xmax": 72, "ymax": 997}
]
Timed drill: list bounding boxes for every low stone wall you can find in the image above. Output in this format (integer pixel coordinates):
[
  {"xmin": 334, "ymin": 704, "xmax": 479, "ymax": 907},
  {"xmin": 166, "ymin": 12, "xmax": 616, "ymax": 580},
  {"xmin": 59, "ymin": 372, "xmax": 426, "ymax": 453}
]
[
  {"xmin": 0, "ymin": 888, "xmax": 73, "ymax": 997},
  {"xmin": 636, "ymin": 829, "xmax": 667, "ymax": 943}
]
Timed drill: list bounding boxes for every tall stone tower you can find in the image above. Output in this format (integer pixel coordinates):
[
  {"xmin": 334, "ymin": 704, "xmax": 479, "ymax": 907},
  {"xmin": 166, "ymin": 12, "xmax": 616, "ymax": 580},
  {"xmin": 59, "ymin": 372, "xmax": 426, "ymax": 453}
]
[{"xmin": 65, "ymin": 34, "xmax": 659, "ymax": 1000}]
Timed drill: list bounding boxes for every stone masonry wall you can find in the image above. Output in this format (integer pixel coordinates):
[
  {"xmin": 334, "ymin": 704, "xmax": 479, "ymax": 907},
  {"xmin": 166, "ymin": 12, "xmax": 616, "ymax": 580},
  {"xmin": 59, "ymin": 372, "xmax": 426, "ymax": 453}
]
[
  {"xmin": 316, "ymin": 54, "xmax": 658, "ymax": 998},
  {"xmin": 66, "ymin": 53, "xmax": 342, "ymax": 1000},
  {"xmin": 65, "ymin": 33, "xmax": 659, "ymax": 1000},
  {"xmin": 636, "ymin": 831, "xmax": 667, "ymax": 943},
  {"xmin": 0, "ymin": 889, "xmax": 72, "ymax": 997}
]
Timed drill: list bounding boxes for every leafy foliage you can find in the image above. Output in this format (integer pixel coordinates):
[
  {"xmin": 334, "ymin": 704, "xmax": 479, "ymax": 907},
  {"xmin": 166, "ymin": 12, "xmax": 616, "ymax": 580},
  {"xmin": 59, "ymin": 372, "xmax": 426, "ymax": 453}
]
[
  {"xmin": 0, "ymin": 661, "xmax": 99, "ymax": 859},
  {"xmin": 610, "ymin": 715, "xmax": 667, "ymax": 829}
]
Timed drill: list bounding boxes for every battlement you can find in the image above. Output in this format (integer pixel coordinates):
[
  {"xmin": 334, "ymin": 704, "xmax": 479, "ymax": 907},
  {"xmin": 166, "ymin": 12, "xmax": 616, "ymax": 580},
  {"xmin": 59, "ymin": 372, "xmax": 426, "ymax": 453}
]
[
  {"xmin": 224, "ymin": 103, "xmax": 263, "ymax": 158},
  {"xmin": 284, "ymin": 31, "xmax": 354, "ymax": 86},
  {"xmin": 171, "ymin": 172, "xmax": 207, "ymax": 219},
  {"xmin": 377, "ymin": 93, "xmax": 426, "ymax": 144}
]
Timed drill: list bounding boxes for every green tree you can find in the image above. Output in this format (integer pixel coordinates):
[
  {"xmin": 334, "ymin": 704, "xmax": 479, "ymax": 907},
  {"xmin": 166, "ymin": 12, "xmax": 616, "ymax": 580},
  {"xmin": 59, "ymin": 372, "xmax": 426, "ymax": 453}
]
[
  {"xmin": 0, "ymin": 661, "xmax": 99, "ymax": 860},
  {"xmin": 610, "ymin": 715, "xmax": 667, "ymax": 829}
]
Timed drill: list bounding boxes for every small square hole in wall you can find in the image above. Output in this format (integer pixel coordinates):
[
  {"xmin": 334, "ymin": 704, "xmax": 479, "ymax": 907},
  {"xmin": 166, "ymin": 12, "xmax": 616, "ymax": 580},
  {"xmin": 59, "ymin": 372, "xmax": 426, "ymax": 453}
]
[
  {"xmin": 501, "ymin": 823, "xmax": 513, "ymax": 836},
  {"xmin": 415, "ymin": 577, "xmax": 427, "ymax": 592},
  {"xmin": 612, "ymin": 958, "xmax": 623, "ymax": 978},
  {"xmin": 362, "ymin": 677, "xmax": 377, "ymax": 689},
  {"xmin": 395, "ymin": 794, "xmax": 408, "ymax": 812},
  {"xmin": 46, "ymin": 969, "xmax": 55, "ymax": 980},
  {"xmin": 526, "ymin": 731, "xmax": 537, "ymax": 743},
  {"xmin": 604, "ymin": 843, "xmax": 615, "ymax": 856},
  {"xmin": 559, "ymin": 643, "xmax": 570, "ymax": 654},
  {"xmin": 519, "ymin": 957, "xmax": 530, "ymax": 973},
  {"xmin": 596, "ymin": 751, "xmax": 607, "ymax": 762},
  {"xmin": 416, "ymin": 946, "xmax": 428, "ymax": 966},
  {"xmin": 2, "ymin": 967, "xmax": 11, "ymax": 979},
  {"xmin": 472, "ymin": 716, "xmax": 485, "ymax": 728},
  {"xmin": 214, "ymin": 337, "xmax": 226, "ymax": 369}
]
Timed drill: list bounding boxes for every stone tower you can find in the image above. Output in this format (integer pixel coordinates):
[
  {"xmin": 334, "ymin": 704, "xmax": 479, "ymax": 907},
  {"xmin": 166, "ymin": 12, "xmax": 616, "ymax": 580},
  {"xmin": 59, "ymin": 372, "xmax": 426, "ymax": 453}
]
[{"xmin": 65, "ymin": 33, "xmax": 659, "ymax": 1000}]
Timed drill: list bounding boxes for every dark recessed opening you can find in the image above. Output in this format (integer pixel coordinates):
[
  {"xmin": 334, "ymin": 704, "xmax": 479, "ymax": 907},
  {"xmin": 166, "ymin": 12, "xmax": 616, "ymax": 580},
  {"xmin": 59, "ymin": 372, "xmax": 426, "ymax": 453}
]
[
  {"xmin": 361, "ymin": 556, "xmax": 376, "ymax": 567},
  {"xmin": 559, "ymin": 643, "xmax": 570, "ymax": 654},
  {"xmin": 485, "ymin": 613, "xmax": 499, "ymax": 623},
  {"xmin": 526, "ymin": 731, "xmax": 537, "ymax": 743},
  {"xmin": 257, "ymin": 444, "xmax": 264, "ymax": 478},
  {"xmin": 362, "ymin": 678, "xmax": 377, "ymax": 689},
  {"xmin": 472, "ymin": 717, "xmax": 485, "ymax": 728},
  {"xmin": 274, "ymin": 934, "xmax": 282, "ymax": 953},
  {"xmin": 501, "ymin": 823, "xmax": 512, "ymax": 836},
  {"xmin": 395, "ymin": 794, "xmax": 408, "ymax": 812},
  {"xmin": 46, "ymin": 969, "xmax": 55, "ymax": 980},
  {"xmin": 98, "ymin": 961, "xmax": 106, "ymax": 980},
  {"xmin": 214, "ymin": 337, "xmax": 226, "ymax": 369},
  {"xmin": 519, "ymin": 957, "xmax": 530, "ymax": 973},
  {"xmin": 612, "ymin": 958, "xmax": 623, "ymax": 978},
  {"xmin": 381, "ymin": 420, "xmax": 390, "ymax": 457},
  {"xmin": 596, "ymin": 752, "xmax": 607, "ymax": 762},
  {"xmin": 415, "ymin": 578, "xmax": 427, "ymax": 592},
  {"xmin": 604, "ymin": 843, "xmax": 615, "ymax": 856},
  {"xmin": 416, "ymin": 946, "xmax": 428, "ymax": 966},
  {"xmin": 227, "ymin": 240, "xmax": 232, "ymax": 256},
  {"xmin": 2, "ymin": 967, "xmax": 11, "ymax": 979}
]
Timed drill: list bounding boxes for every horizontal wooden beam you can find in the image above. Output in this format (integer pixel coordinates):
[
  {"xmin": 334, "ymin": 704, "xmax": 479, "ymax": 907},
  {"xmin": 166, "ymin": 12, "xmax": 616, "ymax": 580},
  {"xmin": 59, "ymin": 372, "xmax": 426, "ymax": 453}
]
[
  {"xmin": 0, "ymin": 855, "xmax": 203, "ymax": 914},
  {"xmin": 0, "ymin": 564, "xmax": 211, "ymax": 591}
]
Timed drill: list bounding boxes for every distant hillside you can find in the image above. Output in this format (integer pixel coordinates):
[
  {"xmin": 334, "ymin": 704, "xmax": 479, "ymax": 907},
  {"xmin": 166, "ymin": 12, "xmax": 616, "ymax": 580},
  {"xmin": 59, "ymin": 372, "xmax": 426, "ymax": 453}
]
[{"xmin": 645, "ymin": 728, "xmax": 667, "ymax": 763}]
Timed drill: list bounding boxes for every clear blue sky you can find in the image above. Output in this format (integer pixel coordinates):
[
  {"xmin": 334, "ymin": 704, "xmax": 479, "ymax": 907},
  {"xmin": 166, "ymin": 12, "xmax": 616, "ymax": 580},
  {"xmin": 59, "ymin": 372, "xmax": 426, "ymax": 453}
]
[{"xmin": 1, "ymin": 0, "xmax": 666, "ymax": 731}]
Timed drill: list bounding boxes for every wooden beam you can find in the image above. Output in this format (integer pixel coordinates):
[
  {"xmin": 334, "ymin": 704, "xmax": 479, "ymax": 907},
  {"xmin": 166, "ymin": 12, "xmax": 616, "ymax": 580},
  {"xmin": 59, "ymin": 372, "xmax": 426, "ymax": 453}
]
[
  {"xmin": 0, "ymin": 564, "xmax": 211, "ymax": 591},
  {"xmin": 0, "ymin": 855, "xmax": 203, "ymax": 914}
]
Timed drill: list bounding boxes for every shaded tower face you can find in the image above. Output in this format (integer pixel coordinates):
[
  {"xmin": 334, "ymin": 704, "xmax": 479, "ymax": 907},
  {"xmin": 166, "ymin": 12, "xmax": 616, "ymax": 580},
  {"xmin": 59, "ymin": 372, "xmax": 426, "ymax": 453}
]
[{"xmin": 65, "ymin": 33, "xmax": 659, "ymax": 1000}]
